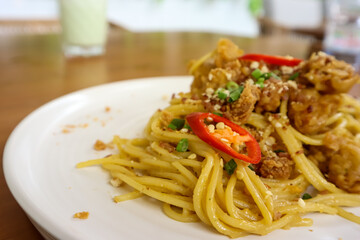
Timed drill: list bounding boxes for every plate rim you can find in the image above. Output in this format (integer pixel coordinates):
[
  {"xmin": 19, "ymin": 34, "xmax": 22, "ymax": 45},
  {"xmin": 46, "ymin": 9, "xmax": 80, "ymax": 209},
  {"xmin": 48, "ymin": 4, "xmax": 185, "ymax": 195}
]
[
  {"xmin": 2, "ymin": 75, "xmax": 192, "ymax": 240},
  {"xmin": 3, "ymin": 74, "xmax": 360, "ymax": 240}
]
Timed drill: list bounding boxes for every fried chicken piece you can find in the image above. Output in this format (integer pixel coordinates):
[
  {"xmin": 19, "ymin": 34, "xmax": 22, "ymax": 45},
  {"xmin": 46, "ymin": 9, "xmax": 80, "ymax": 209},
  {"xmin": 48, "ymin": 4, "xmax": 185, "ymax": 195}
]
[
  {"xmin": 308, "ymin": 131, "xmax": 360, "ymax": 193},
  {"xmin": 256, "ymin": 78, "xmax": 288, "ymax": 113},
  {"xmin": 224, "ymin": 81, "xmax": 260, "ymax": 123},
  {"xmin": 328, "ymin": 143, "xmax": 360, "ymax": 193},
  {"xmin": 288, "ymin": 88, "xmax": 341, "ymax": 134},
  {"xmin": 300, "ymin": 52, "xmax": 360, "ymax": 93},
  {"xmin": 190, "ymin": 39, "xmax": 244, "ymax": 97},
  {"xmin": 255, "ymin": 153, "xmax": 294, "ymax": 179}
]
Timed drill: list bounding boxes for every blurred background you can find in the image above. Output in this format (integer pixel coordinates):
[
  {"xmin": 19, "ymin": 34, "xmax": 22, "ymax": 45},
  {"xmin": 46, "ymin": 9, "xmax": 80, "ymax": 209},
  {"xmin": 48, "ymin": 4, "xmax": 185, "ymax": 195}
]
[{"xmin": 1, "ymin": 0, "xmax": 359, "ymax": 65}]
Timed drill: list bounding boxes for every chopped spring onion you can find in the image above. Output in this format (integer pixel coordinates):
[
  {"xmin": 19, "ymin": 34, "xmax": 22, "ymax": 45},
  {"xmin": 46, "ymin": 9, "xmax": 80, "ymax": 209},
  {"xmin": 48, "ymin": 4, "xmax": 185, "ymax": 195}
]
[
  {"xmin": 269, "ymin": 72, "xmax": 280, "ymax": 79},
  {"xmin": 224, "ymin": 159, "xmax": 237, "ymax": 175},
  {"xmin": 228, "ymin": 86, "xmax": 244, "ymax": 102},
  {"xmin": 226, "ymin": 81, "xmax": 239, "ymax": 91},
  {"xmin": 183, "ymin": 124, "xmax": 192, "ymax": 131},
  {"xmin": 213, "ymin": 112, "xmax": 223, "ymax": 117},
  {"xmin": 252, "ymin": 69, "xmax": 280, "ymax": 85},
  {"xmin": 176, "ymin": 138, "xmax": 189, "ymax": 152},
  {"xmin": 168, "ymin": 118, "xmax": 185, "ymax": 130},
  {"xmin": 248, "ymin": 164, "xmax": 254, "ymax": 171},
  {"xmin": 251, "ymin": 69, "xmax": 262, "ymax": 79},
  {"xmin": 255, "ymin": 77, "xmax": 265, "ymax": 88},
  {"xmin": 302, "ymin": 193, "xmax": 312, "ymax": 200},
  {"xmin": 289, "ymin": 72, "xmax": 299, "ymax": 80},
  {"xmin": 274, "ymin": 149, "xmax": 285, "ymax": 153},
  {"xmin": 216, "ymin": 88, "xmax": 228, "ymax": 100}
]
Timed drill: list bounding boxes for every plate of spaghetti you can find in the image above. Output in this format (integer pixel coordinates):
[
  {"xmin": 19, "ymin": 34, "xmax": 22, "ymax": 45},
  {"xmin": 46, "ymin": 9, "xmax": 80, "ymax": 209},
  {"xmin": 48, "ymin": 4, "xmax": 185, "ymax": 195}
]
[{"xmin": 4, "ymin": 39, "xmax": 360, "ymax": 240}]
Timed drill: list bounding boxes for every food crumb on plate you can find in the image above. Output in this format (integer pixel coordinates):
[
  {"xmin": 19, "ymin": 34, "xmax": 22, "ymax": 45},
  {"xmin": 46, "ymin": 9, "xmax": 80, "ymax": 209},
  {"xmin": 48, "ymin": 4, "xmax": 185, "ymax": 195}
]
[
  {"xmin": 73, "ymin": 211, "xmax": 89, "ymax": 219},
  {"xmin": 94, "ymin": 140, "xmax": 107, "ymax": 151}
]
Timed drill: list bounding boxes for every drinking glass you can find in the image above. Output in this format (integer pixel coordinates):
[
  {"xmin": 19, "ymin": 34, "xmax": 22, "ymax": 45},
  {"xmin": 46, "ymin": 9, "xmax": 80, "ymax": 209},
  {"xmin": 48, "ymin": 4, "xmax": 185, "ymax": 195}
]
[{"xmin": 59, "ymin": 0, "xmax": 108, "ymax": 57}]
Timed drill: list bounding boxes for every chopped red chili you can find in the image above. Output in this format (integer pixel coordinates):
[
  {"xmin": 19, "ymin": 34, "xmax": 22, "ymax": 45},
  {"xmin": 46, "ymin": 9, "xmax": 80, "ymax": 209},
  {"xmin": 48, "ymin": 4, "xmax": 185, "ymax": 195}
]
[
  {"xmin": 186, "ymin": 112, "xmax": 261, "ymax": 164},
  {"xmin": 239, "ymin": 54, "xmax": 302, "ymax": 67}
]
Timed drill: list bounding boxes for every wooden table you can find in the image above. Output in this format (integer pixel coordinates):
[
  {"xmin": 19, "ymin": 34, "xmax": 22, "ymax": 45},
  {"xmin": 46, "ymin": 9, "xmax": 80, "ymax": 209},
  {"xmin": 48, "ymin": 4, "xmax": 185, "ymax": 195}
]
[{"xmin": 0, "ymin": 21, "xmax": 313, "ymax": 239}]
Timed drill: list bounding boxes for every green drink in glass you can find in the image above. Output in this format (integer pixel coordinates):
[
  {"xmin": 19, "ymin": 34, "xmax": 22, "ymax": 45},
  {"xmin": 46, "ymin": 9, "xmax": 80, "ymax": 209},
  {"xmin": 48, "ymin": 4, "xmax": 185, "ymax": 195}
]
[{"xmin": 59, "ymin": 0, "xmax": 108, "ymax": 57}]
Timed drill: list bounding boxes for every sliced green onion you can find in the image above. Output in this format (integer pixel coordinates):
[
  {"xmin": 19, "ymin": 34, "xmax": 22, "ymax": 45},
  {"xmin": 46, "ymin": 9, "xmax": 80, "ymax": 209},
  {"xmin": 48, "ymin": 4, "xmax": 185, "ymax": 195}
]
[
  {"xmin": 255, "ymin": 77, "xmax": 265, "ymax": 88},
  {"xmin": 176, "ymin": 138, "xmax": 189, "ymax": 152},
  {"xmin": 274, "ymin": 149, "xmax": 285, "ymax": 153},
  {"xmin": 216, "ymin": 88, "xmax": 228, "ymax": 100},
  {"xmin": 251, "ymin": 69, "xmax": 262, "ymax": 79},
  {"xmin": 213, "ymin": 112, "xmax": 223, "ymax": 117},
  {"xmin": 302, "ymin": 193, "xmax": 312, "ymax": 200},
  {"xmin": 273, "ymin": 69, "xmax": 281, "ymax": 75},
  {"xmin": 168, "ymin": 118, "xmax": 185, "ymax": 130},
  {"xmin": 228, "ymin": 86, "xmax": 244, "ymax": 102},
  {"xmin": 270, "ymin": 72, "xmax": 280, "ymax": 79},
  {"xmin": 248, "ymin": 164, "xmax": 254, "ymax": 171},
  {"xmin": 183, "ymin": 124, "xmax": 192, "ymax": 131},
  {"xmin": 226, "ymin": 81, "xmax": 239, "ymax": 91},
  {"xmin": 289, "ymin": 72, "xmax": 299, "ymax": 80},
  {"xmin": 224, "ymin": 159, "xmax": 237, "ymax": 175},
  {"xmin": 261, "ymin": 72, "xmax": 270, "ymax": 79}
]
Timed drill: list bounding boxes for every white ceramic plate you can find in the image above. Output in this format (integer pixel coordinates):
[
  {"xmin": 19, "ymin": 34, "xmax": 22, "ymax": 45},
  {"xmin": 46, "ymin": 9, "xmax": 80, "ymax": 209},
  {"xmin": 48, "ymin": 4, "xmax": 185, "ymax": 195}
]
[{"xmin": 3, "ymin": 76, "xmax": 360, "ymax": 240}]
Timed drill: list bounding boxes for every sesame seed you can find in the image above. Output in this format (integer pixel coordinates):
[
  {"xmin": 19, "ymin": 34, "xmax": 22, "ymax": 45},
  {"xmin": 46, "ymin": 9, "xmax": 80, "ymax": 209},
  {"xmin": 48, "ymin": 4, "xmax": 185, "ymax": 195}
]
[
  {"xmin": 208, "ymin": 73, "xmax": 213, "ymax": 81},
  {"xmin": 214, "ymin": 104, "xmax": 221, "ymax": 111},
  {"xmin": 287, "ymin": 81, "xmax": 297, "ymax": 89},
  {"xmin": 275, "ymin": 122, "xmax": 282, "ymax": 128},
  {"xmin": 281, "ymin": 66, "xmax": 294, "ymax": 74},
  {"xmin": 188, "ymin": 153, "xmax": 197, "ymax": 159},
  {"xmin": 180, "ymin": 128, "xmax": 189, "ymax": 133},
  {"xmin": 206, "ymin": 117, "xmax": 213, "ymax": 122},
  {"xmin": 250, "ymin": 61, "xmax": 259, "ymax": 69},
  {"xmin": 298, "ymin": 198, "xmax": 306, "ymax": 208},
  {"xmin": 110, "ymin": 178, "xmax": 122, "ymax": 187},
  {"xmin": 208, "ymin": 124, "xmax": 215, "ymax": 133},
  {"xmin": 220, "ymin": 138, "xmax": 229, "ymax": 143},
  {"xmin": 216, "ymin": 122, "xmax": 225, "ymax": 130},
  {"xmin": 265, "ymin": 137, "xmax": 275, "ymax": 146},
  {"xmin": 206, "ymin": 88, "xmax": 214, "ymax": 95},
  {"xmin": 261, "ymin": 65, "xmax": 269, "ymax": 73}
]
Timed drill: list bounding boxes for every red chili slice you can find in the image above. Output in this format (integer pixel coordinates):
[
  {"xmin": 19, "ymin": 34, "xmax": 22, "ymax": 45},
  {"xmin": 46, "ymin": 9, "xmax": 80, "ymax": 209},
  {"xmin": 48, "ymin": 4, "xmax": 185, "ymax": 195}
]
[
  {"xmin": 239, "ymin": 54, "xmax": 302, "ymax": 67},
  {"xmin": 186, "ymin": 112, "xmax": 261, "ymax": 164}
]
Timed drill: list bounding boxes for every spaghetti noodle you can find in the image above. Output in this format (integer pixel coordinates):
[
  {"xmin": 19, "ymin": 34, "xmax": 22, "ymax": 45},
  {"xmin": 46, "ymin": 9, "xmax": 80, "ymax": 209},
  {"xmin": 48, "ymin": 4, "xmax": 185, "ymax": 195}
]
[{"xmin": 77, "ymin": 39, "xmax": 360, "ymax": 237}]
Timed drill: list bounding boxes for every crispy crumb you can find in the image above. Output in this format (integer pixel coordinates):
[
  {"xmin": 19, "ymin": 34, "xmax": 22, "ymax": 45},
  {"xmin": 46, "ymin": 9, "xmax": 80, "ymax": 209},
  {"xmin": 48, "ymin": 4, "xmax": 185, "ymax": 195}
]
[
  {"xmin": 309, "ymin": 229, "xmax": 313, "ymax": 232},
  {"xmin": 298, "ymin": 198, "xmax": 306, "ymax": 208},
  {"xmin": 94, "ymin": 140, "xmax": 107, "ymax": 151},
  {"xmin": 73, "ymin": 211, "xmax": 89, "ymax": 219},
  {"xmin": 79, "ymin": 123, "xmax": 89, "ymax": 128},
  {"xmin": 105, "ymin": 106, "xmax": 111, "ymax": 112},
  {"xmin": 162, "ymin": 94, "xmax": 169, "ymax": 101},
  {"xmin": 62, "ymin": 129, "xmax": 71, "ymax": 134},
  {"xmin": 110, "ymin": 178, "xmax": 122, "ymax": 187}
]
